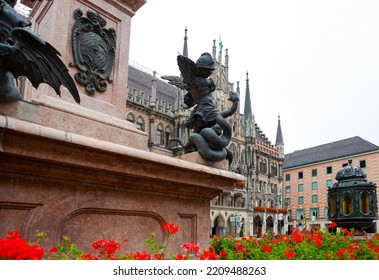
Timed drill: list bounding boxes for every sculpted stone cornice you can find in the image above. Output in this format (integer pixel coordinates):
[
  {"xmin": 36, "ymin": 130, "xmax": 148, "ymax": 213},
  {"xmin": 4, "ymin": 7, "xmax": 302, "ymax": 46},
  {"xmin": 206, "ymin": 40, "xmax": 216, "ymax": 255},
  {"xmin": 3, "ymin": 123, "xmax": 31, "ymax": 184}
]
[{"xmin": 0, "ymin": 115, "xmax": 244, "ymax": 200}]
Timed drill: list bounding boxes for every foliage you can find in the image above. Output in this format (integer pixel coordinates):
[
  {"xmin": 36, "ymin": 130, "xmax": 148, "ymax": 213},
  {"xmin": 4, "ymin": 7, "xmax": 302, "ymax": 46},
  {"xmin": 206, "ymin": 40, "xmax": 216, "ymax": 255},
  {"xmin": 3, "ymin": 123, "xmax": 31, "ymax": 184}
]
[
  {"xmin": 1, "ymin": 223, "xmax": 379, "ymax": 260},
  {"xmin": 202, "ymin": 228, "xmax": 379, "ymax": 260}
]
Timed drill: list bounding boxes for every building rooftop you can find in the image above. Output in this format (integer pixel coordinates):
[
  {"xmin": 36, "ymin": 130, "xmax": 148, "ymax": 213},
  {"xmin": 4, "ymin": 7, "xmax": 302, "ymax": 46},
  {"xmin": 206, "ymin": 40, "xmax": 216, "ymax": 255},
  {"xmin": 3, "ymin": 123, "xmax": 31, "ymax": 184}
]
[
  {"xmin": 283, "ymin": 136, "xmax": 379, "ymax": 169},
  {"xmin": 128, "ymin": 65, "xmax": 176, "ymax": 105}
]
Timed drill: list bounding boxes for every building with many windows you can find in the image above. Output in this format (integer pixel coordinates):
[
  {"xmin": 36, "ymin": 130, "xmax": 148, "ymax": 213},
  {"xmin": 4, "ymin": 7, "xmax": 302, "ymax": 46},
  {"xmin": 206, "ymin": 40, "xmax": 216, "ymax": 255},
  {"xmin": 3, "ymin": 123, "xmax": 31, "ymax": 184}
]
[
  {"xmin": 283, "ymin": 136, "xmax": 379, "ymax": 233},
  {"xmin": 126, "ymin": 29, "xmax": 286, "ymax": 237}
]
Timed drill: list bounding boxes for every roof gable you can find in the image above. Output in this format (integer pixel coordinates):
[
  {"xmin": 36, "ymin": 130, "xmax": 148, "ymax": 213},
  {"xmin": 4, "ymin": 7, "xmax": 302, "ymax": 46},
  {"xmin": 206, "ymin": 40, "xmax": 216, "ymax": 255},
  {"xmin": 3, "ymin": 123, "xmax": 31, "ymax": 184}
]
[{"xmin": 283, "ymin": 136, "xmax": 379, "ymax": 169}]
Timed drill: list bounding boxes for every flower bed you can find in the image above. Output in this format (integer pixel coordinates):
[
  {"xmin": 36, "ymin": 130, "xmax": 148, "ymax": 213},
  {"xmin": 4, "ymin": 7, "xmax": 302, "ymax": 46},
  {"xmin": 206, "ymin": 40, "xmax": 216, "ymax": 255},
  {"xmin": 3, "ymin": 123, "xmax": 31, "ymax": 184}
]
[{"xmin": 1, "ymin": 222, "xmax": 379, "ymax": 260}]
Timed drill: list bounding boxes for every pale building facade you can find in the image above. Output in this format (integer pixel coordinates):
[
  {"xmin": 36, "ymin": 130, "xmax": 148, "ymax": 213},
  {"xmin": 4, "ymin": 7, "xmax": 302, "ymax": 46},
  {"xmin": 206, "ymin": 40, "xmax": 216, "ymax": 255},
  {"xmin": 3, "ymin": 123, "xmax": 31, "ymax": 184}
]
[{"xmin": 283, "ymin": 136, "xmax": 379, "ymax": 233}]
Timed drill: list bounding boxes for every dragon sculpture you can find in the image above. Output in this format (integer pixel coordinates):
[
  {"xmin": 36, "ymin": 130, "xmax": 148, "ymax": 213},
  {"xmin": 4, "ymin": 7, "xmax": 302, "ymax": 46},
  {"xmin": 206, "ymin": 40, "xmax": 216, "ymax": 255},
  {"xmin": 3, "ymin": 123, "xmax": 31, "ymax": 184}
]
[
  {"xmin": 162, "ymin": 53, "xmax": 239, "ymax": 163},
  {"xmin": 0, "ymin": 0, "xmax": 80, "ymax": 103}
]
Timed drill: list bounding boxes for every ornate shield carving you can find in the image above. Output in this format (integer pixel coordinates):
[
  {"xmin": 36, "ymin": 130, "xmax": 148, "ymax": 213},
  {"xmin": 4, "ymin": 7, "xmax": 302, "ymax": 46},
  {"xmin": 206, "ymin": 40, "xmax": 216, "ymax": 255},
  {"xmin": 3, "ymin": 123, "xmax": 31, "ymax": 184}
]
[{"xmin": 71, "ymin": 9, "xmax": 116, "ymax": 94}]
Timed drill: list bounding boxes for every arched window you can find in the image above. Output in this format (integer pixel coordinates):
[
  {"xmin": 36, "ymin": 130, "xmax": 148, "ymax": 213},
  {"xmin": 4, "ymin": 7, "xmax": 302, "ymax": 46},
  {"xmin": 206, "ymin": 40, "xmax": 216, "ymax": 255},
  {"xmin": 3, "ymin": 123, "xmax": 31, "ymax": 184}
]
[
  {"xmin": 156, "ymin": 123, "xmax": 164, "ymax": 145},
  {"xmin": 126, "ymin": 112, "xmax": 135, "ymax": 123},
  {"xmin": 271, "ymin": 162, "xmax": 278, "ymax": 177},
  {"xmin": 136, "ymin": 116, "xmax": 145, "ymax": 131},
  {"xmin": 259, "ymin": 159, "xmax": 267, "ymax": 174},
  {"xmin": 165, "ymin": 126, "xmax": 173, "ymax": 147}
]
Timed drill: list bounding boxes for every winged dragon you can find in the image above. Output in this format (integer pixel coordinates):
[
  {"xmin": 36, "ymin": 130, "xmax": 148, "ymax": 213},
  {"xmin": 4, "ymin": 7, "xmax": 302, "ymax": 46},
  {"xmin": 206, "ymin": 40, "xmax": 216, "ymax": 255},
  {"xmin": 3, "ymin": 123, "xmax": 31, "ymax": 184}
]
[
  {"xmin": 162, "ymin": 53, "xmax": 239, "ymax": 163},
  {"xmin": 0, "ymin": 0, "xmax": 80, "ymax": 103}
]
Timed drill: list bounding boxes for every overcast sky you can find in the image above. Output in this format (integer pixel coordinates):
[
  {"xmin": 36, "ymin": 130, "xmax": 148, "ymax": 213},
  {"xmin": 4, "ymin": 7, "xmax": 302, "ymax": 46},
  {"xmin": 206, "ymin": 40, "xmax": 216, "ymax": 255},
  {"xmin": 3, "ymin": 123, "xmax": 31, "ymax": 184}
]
[{"xmin": 130, "ymin": 0, "xmax": 379, "ymax": 154}]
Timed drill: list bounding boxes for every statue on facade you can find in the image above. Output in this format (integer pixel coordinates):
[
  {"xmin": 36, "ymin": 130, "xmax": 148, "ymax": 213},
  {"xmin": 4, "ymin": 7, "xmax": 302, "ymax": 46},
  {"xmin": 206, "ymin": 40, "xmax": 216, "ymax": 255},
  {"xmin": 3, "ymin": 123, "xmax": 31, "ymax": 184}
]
[
  {"xmin": 0, "ymin": 0, "xmax": 80, "ymax": 103},
  {"xmin": 162, "ymin": 53, "xmax": 239, "ymax": 163}
]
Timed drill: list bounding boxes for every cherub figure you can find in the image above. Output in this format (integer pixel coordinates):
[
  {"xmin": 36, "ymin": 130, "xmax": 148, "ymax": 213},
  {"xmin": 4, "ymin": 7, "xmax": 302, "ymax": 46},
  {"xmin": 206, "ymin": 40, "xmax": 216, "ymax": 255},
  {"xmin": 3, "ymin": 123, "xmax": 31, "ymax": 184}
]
[
  {"xmin": 163, "ymin": 52, "xmax": 239, "ymax": 163},
  {"xmin": 163, "ymin": 52, "xmax": 218, "ymax": 133},
  {"xmin": 0, "ymin": 0, "xmax": 80, "ymax": 103}
]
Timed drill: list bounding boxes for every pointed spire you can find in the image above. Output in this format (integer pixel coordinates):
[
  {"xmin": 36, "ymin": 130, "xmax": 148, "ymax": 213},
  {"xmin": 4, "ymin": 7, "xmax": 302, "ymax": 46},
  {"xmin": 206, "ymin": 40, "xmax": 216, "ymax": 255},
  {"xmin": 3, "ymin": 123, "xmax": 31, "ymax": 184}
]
[
  {"xmin": 244, "ymin": 71, "xmax": 252, "ymax": 118},
  {"xmin": 212, "ymin": 39, "xmax": 216, "ymax": 59},
  {"xmin": 244, "ymin": 72, "xmax": 254, "ymax": 138},
  {"xmin": 218, "ymin": 36, "xmax": 223, "ymax": 64},
  {"xmin": 275, "ymin": 115, "xmax": 284, "ymax": 146},
  {"xmin": 183, "ymin": 27, "xmax": 188, "ymax": 58}
]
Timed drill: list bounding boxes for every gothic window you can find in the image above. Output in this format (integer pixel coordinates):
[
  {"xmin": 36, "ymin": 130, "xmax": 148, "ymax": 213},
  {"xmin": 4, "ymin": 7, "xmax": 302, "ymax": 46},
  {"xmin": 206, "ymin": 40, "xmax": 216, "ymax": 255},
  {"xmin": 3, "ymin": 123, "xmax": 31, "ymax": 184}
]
[
  {"xmin": 271, "ymin": 162, "xmax": 278, "ymax": 177},
  {"xmin": 271, "ymin": 184, "xmax": 276, "ymax": 194},
  {"xmin": 136, "ymin": 116, "xmax": 145, "ymax": 131},
  {"xmin": 259, "ymin": 159, "xmax": 267, "ymax": 173},
  {"xmin": 165, "ymin": 126, "xmax": 173, "ymax": 147},
  {"xmin": 126, "ymin": 112, "xmax": 135, "ymax": 123},
  {"xmin": 156, "ymin": 123, "xmax": 164, "ymax": 145},
  {"xmin": 256, "ymin": 198, "xmax": 262, "ymax": 207}
]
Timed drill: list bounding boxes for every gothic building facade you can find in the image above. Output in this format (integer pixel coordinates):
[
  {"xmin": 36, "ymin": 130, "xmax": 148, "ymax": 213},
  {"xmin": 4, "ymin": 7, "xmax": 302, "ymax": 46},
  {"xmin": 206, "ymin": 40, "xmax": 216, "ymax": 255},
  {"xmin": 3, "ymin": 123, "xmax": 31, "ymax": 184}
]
[{"xmin": 126, "ymin": 29, "xmax": 287, "ymax": 237}]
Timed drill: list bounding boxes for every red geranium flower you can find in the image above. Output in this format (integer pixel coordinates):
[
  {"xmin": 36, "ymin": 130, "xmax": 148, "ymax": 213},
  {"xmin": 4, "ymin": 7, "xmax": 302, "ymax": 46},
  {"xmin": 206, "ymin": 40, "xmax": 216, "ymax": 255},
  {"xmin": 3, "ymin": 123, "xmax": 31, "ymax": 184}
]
[
  {"xmin": 262, "ymin": 245, "xmax": 272, "ymax": 253},
  {"xmin": 284, "ymin": 251, "xmax": 296, "ymax": 259},
  {"xmin": 181, "ymin": 241, "xmax": 200, "ymax": 254},
  {"xmin": 162, "ymin": 222, "xmax": 179, "ymax": 235},
  {"xmin": 329, "ymin": 221, "xmax": 337, "ymax": 228},
  {"xmin": 174, "ymin": 254, "xmax": 188, "ymax": 260},
  {"xmin": 49, "ymin": 247, "xmax": 58, "ymax": 253}
]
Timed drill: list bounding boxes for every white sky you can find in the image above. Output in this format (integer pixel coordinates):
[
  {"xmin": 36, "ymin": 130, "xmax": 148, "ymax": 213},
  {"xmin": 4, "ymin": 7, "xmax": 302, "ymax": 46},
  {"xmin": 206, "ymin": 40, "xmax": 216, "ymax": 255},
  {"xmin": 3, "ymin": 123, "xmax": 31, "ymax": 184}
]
[{"xmin": 130, "ymin": 0, "xmax": 379, "ymax": 154}]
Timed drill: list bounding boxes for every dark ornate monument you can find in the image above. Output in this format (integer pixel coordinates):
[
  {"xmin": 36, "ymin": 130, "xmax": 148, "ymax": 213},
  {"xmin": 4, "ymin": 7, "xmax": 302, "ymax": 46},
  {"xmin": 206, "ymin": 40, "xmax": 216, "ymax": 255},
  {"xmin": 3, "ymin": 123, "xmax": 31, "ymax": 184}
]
[
  {"xmin": 162, "ymin": 53, "xmax": 239, "ymax": 163},
  {"xmin": 328, "ymin": 159, "xmax": 378, "ymax": 233}
]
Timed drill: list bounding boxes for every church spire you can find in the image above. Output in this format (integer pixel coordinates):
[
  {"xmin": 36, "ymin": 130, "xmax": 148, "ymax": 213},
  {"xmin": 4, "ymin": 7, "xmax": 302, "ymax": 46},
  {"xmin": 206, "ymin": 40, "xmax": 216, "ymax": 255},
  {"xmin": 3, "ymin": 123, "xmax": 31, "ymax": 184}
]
[
  {"xmin": 275, "ymin": 115, "xmax": 285, "ymax": 158},
  {"xmin": 244, "ymin": 72, "xmax": 254, "ymax": 138},
  {"xmin": 183, "ymin": 27, "xmax": 188, "ymax": 58},
  {"xmin": 244, "ymin": 72, "xmax": 252, "ymax": 118}
]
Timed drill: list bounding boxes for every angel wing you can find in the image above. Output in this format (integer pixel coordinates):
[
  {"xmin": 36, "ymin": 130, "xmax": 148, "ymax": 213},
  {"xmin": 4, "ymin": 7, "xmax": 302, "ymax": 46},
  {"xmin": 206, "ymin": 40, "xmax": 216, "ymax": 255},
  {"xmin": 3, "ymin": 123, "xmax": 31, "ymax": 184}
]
[
  {"xmin": 160, "ymin": 75, "xmax": 187, "ymax": 90},
  {"xmin": 1, "ymin": 28, "xmax": 80, "ymax": 103},
  {"xmin": 176, "ymin": 55, "xmax": 198, "ymax": 89}
]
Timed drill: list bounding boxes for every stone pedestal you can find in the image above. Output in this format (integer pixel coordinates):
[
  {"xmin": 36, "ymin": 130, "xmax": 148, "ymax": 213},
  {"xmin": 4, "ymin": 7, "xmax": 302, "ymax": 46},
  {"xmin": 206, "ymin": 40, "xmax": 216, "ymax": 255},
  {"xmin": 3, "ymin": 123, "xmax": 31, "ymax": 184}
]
[{"xmin": 0, "ymin": 0, "xmax": 245, "ymax": 256}]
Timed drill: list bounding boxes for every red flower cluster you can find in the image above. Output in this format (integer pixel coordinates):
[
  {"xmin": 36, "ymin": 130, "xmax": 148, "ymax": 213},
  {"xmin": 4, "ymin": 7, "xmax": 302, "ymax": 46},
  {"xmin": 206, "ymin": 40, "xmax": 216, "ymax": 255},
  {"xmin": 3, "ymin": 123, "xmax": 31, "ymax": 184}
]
[
  {"xmin": 162, "ymin": 222, "xmax": 179, "ymax": 235},
  {"xmin": 284, "ymin": 251, "xmax": 296, "ymax": 259},
  {"xmin": 199, "ymin": 248, "xmax": 219, "ymax": 260},
  {"xmin": 309, "ymin": 231, "xmax": 323, "ymax": 248},
  {"xmin": 329, "ymin": 221, "xmax": 337, "ymax": 228},
  {"xmin": 262, "ymin": 245, "xmax": 272, "ymax": 253},
  {"xmin": 0, "ymin": 230, "xmax": 44, "ymax": 260},
  {"xmin": 235, "ymin": 242, "xmax": 247, "ymax": 254},
  {"xmin": 174, "ymin": 254, "xmax": 188, "ymax": 260},
  {"xmin": 181, "ymin": 241, "xmax": 200, "ymax": 254},
  {"xmin": 291, "ymin": 229, "xmax": 306, "ymax": 243},
  {"xmin": 3, "ymin": 223, "xmax": 379, "ymax": 260},
  {"xmin": 91, "ymin": 239, "xmax": 121, "ymax": 259},
  {"xmin": 125, "ymin": 251, "xmax": 152, "ymax": 260}
]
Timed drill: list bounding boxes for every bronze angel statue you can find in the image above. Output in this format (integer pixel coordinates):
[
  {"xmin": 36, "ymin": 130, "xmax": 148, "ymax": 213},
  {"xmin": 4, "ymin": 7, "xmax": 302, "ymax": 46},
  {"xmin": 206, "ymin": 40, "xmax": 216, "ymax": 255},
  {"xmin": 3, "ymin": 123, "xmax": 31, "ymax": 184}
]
[
  {"xmin": 0, "ymin": 0, "xmax": 80, "ymax": 103},
  {"xmin": 162, "ymin": 52, "xmax": 239, "ymax": 163}
]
